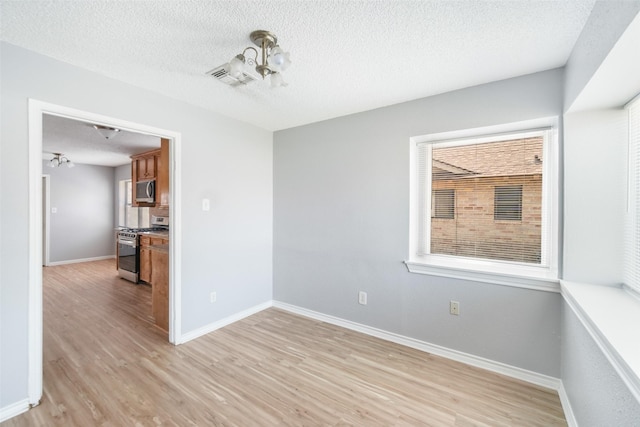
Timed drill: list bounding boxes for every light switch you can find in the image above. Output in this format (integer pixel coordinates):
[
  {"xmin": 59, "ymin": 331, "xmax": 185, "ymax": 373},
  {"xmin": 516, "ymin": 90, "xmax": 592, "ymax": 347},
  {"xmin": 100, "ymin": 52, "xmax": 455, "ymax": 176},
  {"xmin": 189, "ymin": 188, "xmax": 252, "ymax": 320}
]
[
  {"xmin": 51, "ymin": 207, "xmax": 57, "ymax": 214},
  {"xmin": 202, "ymin": 199, "xmax": 210, "ymax": 211}
]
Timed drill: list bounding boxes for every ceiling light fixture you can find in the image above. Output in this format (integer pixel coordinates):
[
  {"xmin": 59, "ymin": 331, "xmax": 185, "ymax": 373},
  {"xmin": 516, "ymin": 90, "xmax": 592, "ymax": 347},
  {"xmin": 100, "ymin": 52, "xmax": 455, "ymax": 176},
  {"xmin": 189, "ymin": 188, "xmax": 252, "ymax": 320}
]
[
  {"xmin": 207, "ymin": 30, "xmax": 291, "ymax": 88},
  {"xmin": 93, "ymin": 125, "xmax": 121, "ymax": 139},
  {"xmin": 48, "ymin": 153, "xmax": 75, "ymax": 168}
]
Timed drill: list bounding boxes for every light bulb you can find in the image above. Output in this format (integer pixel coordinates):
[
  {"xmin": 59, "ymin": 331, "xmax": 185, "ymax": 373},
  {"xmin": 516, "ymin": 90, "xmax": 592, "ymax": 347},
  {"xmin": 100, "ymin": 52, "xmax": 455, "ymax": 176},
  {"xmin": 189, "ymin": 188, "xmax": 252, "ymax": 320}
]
[
  {"xmin": 228, "ymin": 55, "xmax": 245, "ymax": 78},
  {"xmin": 267, "ymin": 46, "xmax": 290, "ymax": 72},
  {"xmin": 270, "ymin": 72, "xmax": 288, "ymax": 88}
]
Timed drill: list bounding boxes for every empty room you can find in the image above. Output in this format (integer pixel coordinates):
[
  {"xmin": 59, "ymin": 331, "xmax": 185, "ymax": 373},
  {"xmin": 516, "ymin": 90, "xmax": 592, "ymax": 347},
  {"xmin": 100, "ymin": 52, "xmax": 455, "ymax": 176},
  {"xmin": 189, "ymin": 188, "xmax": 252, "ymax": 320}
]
[{"xmin": 1, "ymin": 1, "xmax": 639, "ymax": 426}]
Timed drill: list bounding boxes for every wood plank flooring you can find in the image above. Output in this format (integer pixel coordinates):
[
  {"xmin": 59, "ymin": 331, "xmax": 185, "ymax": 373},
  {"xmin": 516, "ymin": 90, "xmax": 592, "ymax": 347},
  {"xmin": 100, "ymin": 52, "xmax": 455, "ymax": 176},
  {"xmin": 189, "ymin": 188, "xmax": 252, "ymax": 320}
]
[{"xmin": 4, "ymin": 259, "xmax": 567, "ymax": 426}]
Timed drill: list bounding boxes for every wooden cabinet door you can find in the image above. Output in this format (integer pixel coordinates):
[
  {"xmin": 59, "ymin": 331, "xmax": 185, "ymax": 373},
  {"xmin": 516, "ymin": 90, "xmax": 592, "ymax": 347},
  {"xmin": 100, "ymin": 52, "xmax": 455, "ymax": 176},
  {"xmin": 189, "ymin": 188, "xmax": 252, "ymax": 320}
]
[
  {"xmin": 151, "ymin": 249, "xmax": 169, "ymax": 332},
  {"xmin": 157, "ymin": 139, "xmax": 170, "ymax": 209},
  {"xmin": 136, "ymin": 155, "xmax": 157, "ymax": 180},
  {"xmin": 139, "ymin": 236, "xmax": 152, "ymax": 283}
]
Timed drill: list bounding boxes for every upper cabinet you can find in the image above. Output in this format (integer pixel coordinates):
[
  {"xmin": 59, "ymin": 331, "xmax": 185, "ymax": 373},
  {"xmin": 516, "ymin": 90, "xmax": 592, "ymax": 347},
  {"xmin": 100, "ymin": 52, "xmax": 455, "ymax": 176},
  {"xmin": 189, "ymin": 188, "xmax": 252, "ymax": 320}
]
[
  {"xmin": 134, "ymin": 151, "xmax": 159, "ymax": 181},
  {"xmin": 156, "ymin": 139, "xmax": 170, "ymax": 209},
  {"xmin": 131, "ymin": 139, "xmax": 169, "ymax": 208}
]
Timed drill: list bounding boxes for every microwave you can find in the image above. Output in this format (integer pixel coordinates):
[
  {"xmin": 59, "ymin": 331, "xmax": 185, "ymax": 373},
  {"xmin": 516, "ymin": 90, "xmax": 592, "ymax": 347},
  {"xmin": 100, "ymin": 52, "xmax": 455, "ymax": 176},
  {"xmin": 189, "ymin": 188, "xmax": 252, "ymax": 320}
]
[{"xmin": 136, "ymin": 179, "xmax": 155, "ymax": 203}]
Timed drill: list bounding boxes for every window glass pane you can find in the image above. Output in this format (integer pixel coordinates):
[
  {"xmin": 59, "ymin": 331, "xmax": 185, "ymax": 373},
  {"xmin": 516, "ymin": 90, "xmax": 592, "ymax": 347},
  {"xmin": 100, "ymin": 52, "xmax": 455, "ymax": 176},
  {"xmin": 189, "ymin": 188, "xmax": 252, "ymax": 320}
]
[
  {"xmin": 432, "ymin": 189, "xmax": 455, "ymax": 219},
  {"xmin": 495, "ymin": 185, "xmax": 523, "ymax": 221},
  {"xmin": 428, "ymin": 136, "xmax": 543, "ymax": 264}
]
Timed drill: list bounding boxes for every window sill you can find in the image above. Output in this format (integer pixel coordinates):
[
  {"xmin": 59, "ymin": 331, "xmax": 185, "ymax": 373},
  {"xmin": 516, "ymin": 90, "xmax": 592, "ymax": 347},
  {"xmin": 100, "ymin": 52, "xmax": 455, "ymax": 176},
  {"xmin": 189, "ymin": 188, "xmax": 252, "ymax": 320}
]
[
  {"xmin": 561, "ymin": 280, "xmax": 640, "ymax": 402},
  {"xmin": 404, "ymin": 258, "xmax": 559, "ymax": 292}
]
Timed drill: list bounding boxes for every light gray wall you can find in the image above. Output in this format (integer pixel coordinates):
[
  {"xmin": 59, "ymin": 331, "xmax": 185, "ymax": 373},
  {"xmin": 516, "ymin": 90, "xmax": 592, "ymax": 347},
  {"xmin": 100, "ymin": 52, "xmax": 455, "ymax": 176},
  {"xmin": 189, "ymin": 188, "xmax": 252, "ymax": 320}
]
[
  {"xmin": 564, "ymin": 1, "xmax": 640, "ymax": 112},
  {"xmin": 43, "ymin": 161, "xmax": 116, "ymax": 262},
  {"xmin": 114, "ymin": 163, "xmax": 131, "ymax": 228},
  {"xmin": 0, "ymin": 43, "xmax": 273, "ymax": 409},
  {"xmin": 561, "ymin": 301, "xmax": 640, "ymax": 425},
  {"xmin": 274, "ymin": 68, "xmax": 564, "ymax": 377},
  {"xmin": 561, "ymin": 3, "xmax": 640, "ymax": 423},
  {"xmin": 563, "ymin": 110, "xmax": 627, "ymax": 285}
]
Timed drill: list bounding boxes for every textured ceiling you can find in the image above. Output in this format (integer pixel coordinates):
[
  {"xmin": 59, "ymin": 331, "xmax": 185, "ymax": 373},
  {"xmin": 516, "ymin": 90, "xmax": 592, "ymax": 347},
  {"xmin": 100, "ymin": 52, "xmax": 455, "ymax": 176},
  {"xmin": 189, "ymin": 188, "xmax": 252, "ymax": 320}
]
[
  {"xmin": 4, "ymin": 1, "xmax": 597, "ymax": 167},
  {"xmin": 43, "ymin": 115, "xmax": 161, "ymax": 167},
  {"xmin": 2, "ymin": 0, "xmax": 596, "ymax": 135}
]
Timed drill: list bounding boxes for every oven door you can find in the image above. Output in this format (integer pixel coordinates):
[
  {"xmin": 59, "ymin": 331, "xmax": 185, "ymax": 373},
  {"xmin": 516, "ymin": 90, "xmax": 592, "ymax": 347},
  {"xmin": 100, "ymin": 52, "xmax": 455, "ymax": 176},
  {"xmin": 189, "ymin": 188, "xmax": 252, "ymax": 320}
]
[{"xmin": 118, "ymin": 239, "xmax": 139, "ymax": 283}]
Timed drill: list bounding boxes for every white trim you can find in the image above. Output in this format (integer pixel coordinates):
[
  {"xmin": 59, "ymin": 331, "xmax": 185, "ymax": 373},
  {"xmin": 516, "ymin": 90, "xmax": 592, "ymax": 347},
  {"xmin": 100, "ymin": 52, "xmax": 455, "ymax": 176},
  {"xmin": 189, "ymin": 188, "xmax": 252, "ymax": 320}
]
[
  {"xmin": 561, "ymin": 280, "xmax": 640, "ymax": 403},
  {"xmin": 47, "ymin": 255, "xmax": 115, "ymax": 266},
  {"xmin": 178, "ymin": 301, "xmax": 273, "ymax": 344},
  {"xmin": 557, "ymin": 383, "xmax": 578, "ymax": 427},
  {"xmin": 28, "ymin": 102, "xmax": 44, "ymax": 406},
  {"xmin": 408, "ymin": 117, "xmax": 560, "ymax": 289},
  {"xmin": 404, "ymin": 260, "xmax": 560, "ymax": 292},
  {"xmin": 42, "ymin": 175, "xmax": 51, "ymax": 267},
  {"xmin": 0, "ymin": 398, "xmax": 30, "ymax": 423},
  {"xmin": 273, "ymin": 301, "xmax": 562, "ymax": 391},
  {"xmin": 27, "ymin": 99, "xmax": 184, "ymax": 408}
]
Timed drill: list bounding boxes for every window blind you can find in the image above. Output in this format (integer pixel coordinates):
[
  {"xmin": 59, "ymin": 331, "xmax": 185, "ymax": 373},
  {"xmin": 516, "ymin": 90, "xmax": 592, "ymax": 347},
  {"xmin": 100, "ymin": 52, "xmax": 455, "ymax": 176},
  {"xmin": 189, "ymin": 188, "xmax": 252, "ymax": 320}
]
[
  {"xmin": 417, "ymin": 133, "xmax": 546, "ymax": 265},
  {"xmin": 625, "ymin": 96, "xmax": 640, "ymax": 293}
]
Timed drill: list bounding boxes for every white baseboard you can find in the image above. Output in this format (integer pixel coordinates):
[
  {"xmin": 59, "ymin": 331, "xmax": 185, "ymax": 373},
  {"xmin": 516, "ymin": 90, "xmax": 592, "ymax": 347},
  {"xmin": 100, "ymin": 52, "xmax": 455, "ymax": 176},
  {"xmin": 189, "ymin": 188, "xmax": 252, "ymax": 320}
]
[
  {"xmin": 557, "ymin": 383, "xmax": 578, "ymax": 427},
  {"xmin": 0, "ymin": 398, "xmax": 30, "ymax": 423},
  {"xmin": 178, "ymin": 301, "xmax": 273, "ymax": 344},
  {"xmin": 273, "ymin": 300, "xmax": 563, "ymax": 391},
  {"xmin": 47, "ymin": 255, "xmax": 115, "ymax": 266}
]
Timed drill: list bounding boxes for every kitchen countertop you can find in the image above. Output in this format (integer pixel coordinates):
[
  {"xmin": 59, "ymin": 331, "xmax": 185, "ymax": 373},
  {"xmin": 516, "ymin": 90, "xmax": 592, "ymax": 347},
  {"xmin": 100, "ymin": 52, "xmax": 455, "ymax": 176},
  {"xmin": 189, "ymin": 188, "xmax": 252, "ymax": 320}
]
[{"xmin": 139, "ymin": 231, "xmax": 169, "ymax": 238}]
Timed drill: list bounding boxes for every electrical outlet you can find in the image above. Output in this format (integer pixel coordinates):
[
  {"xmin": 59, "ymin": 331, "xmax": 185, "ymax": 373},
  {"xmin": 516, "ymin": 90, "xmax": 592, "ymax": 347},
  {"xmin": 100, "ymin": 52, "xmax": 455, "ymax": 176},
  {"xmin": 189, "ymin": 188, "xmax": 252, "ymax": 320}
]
[
  {"xmin": 358, "ymin": 291, "xmax": 367, "ymax": 305},
  {"xmin": 210, "ymin": 292, "xmax": 217, "ymax": 303},
  {"xmin": 450, "ymin": 300, "xmax": 460, "ymax": 315}
]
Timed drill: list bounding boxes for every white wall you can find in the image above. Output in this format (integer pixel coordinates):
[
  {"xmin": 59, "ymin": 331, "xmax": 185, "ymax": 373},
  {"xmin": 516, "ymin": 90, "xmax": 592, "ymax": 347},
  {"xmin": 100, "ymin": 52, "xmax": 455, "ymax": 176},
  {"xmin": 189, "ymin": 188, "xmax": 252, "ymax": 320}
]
[
  {"xmin": 0, "ymin": 42, "xmax": 273, "ymax": 410},
  {"xmin": 561, "ymin": 2, "xmax": 640, "ymax": 424},
  {"xmin": 562, "ymin": 110, "xmax": 627, "ymax": 285},
  {"xmin": 274, "ymin": 68, "xmax": 564, "ymax": 377},
  {"xmin": 43, "ymin": 161, "xmax": 116, "ymax": 263}
]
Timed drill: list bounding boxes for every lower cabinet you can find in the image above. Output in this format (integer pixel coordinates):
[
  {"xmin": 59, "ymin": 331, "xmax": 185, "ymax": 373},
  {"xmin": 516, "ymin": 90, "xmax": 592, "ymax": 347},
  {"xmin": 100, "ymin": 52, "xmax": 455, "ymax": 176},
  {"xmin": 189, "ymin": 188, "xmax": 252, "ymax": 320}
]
[
  {"xmin": 139, "ymin": 234, "xmax": 169, "ymax": 332},
  {"xmin": 151, "ymin": 248, "xmax": 169, "ymax": 332},
  {"xmin": 139, "ymin": 236, "xmax": 165, "ymax": 283}
]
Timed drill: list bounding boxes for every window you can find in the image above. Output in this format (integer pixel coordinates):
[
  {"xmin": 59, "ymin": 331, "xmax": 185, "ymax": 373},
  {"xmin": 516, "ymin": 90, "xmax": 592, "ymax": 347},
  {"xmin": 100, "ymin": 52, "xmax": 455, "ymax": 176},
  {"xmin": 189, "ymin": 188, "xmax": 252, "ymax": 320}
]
[
  {"xmin": 494, "ymin": 185, "xmax": 522, "ymax": 221},
  {"xmin": 432, "ymin": 189, "xmax": 455, "ymax": 219},
  {"xmin": 118, "ymin": 179, "xmax": 133, "ymax": 227},
  {"xmin": 625, "ymin": 96, "xmax": 640, "ymax": 295},
  {"xmin": 408, "ymin": 119, "xmax": 558, "ymax": 289}
]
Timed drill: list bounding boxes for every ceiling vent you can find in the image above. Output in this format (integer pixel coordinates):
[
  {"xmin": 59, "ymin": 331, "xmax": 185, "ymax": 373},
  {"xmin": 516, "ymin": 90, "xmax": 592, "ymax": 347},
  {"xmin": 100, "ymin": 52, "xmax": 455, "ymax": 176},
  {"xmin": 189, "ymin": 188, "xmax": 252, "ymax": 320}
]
[{"xmin": 206, "ymin": 62, "xmax": 258, "ymax": 86}]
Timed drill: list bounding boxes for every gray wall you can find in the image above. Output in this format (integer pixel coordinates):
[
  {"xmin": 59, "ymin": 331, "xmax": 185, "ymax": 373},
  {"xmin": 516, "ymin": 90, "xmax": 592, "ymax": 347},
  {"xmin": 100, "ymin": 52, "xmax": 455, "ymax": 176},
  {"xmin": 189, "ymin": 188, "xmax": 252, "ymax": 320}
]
[
  {"xmin": 564, "ymin": 1, "xmax": 640, "ymax": 112},
  {"xmin": 274, "ymin": 68, "xmax": 564, "ymax": 377},
  {"xmin": 561, "ymin": 302, "xmax": 640, "ymax": 425},
  {"xmin": 44, "ymin": 161, "xmax": 116, "ymax": 263},
  {"xmin": 0, "ymin": 43, "xmax": 273, "ymax": 409},
  {"xmin": 561, "ymin": 3, "xmax": 640, "ymax": 424}
]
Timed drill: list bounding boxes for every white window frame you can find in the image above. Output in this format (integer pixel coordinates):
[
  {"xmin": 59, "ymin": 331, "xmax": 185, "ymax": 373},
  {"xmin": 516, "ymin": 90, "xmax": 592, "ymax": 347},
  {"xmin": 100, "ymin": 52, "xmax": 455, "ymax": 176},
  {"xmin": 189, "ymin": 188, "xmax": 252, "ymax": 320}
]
[{"xmin": 407, "ymin": 118, "xmax": 560, "ymax": 292}]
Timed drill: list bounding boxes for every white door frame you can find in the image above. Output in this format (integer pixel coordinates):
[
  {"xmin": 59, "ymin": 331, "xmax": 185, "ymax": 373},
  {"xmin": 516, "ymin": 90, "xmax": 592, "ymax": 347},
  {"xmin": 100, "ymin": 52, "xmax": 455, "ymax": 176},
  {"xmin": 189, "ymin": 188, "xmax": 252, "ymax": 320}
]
[
  {"xmin": 42, "ymin": 175, "xmax": 50, "ymax": 267},
  {"xmin": 27, "ymin": 99, "xmax": 183, "ymax": 405}
]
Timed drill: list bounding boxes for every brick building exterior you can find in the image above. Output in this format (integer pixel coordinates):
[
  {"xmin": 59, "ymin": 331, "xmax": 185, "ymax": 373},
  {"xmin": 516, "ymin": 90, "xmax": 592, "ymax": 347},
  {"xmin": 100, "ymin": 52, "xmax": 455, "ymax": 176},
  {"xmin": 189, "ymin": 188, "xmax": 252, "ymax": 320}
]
[{"xmin": 430, "ymin": 137, "xmax": 543, "ymax": 264}]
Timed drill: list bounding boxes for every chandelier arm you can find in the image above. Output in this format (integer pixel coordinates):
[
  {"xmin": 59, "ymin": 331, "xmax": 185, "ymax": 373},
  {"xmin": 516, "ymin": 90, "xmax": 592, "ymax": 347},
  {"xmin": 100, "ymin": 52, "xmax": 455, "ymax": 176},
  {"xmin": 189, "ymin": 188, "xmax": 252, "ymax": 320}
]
[{"xmin": 241, "ymin": 47, "xmax": 258, "ymax": 62}]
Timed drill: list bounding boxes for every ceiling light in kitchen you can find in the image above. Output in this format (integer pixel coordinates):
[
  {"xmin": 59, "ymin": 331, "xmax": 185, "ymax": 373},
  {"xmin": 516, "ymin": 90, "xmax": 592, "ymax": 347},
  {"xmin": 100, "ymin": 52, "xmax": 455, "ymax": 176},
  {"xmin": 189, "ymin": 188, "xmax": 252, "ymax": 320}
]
[
  {"xmin": 93, "ymin": 124, "xmax": 121, "ymax": 139},
  {"xmin": 48, "ymin": 153, "xmax": 74, "ymax": 168}
]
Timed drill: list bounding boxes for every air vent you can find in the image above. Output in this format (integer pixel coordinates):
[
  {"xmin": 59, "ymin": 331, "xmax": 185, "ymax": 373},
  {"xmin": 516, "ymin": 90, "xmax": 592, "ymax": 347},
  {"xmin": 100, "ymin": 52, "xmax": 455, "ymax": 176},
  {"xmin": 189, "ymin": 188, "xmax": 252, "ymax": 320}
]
[{"xmin": 206, "ymin": 64, "xmax": 257, "ymax": 86}]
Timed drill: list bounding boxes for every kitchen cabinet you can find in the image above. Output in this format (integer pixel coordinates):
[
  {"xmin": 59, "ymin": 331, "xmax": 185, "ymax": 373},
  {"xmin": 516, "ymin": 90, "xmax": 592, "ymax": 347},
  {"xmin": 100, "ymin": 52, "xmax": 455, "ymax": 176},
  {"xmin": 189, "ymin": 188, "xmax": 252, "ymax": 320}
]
[
  {"xmin": 156, "ymin": 138, "xmax": 170, "ymax": 209},
  {"xmin": 139, "ymin": 235, "xmax": 167, "ymax": 284},
  {"xmin": 130, "ymin": 140, "xmax": 169, "ymax": 208},
  {"xmin": 150, "ymin": 245, "xmax": 169, "ymax": 332},
  {"xmin": 131, "ymin": 148, "xmax": 160, "ymax": 207},
  {"xmin": 132, "ymin": 149, "xmax": 159, "ymax": 181}
]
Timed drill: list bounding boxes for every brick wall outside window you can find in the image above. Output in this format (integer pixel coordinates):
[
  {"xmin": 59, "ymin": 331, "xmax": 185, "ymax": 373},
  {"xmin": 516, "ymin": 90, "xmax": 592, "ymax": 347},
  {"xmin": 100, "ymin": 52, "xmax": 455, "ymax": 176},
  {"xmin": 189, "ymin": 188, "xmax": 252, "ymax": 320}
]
[{"xmin": 430, "ymin": 137, "xmax": 542, "ymax": 264}]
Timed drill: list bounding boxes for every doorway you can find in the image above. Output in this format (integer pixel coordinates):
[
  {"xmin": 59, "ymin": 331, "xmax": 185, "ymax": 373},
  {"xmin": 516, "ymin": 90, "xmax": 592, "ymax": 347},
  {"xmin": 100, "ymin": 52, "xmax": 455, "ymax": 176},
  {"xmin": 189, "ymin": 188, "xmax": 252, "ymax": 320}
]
[{"xmin": 27, "ymin": 100, "xmax": 183, "ymax": 406}]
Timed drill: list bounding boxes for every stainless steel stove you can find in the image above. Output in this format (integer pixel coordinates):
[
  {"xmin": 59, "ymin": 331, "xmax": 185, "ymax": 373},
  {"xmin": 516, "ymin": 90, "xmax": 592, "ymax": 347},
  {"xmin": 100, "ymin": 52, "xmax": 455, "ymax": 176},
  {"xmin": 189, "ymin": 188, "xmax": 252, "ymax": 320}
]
[{"xmin": 117, "ymin": 216, "xmax": 169, "ymax": 283}]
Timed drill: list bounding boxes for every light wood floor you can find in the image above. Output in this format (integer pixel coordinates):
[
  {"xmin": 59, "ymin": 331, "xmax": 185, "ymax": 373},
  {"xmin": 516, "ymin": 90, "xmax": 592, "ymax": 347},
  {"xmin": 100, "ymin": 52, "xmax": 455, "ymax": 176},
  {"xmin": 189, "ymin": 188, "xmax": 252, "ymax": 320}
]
[{"xmin": 4, "ymin": 259, "xmax": 567, "ymax": 426}]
